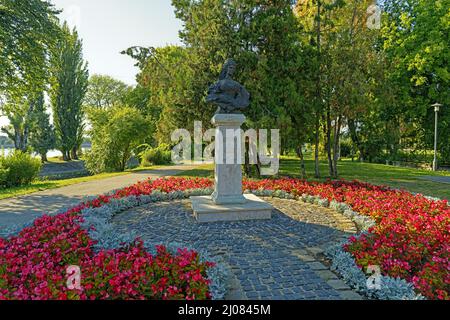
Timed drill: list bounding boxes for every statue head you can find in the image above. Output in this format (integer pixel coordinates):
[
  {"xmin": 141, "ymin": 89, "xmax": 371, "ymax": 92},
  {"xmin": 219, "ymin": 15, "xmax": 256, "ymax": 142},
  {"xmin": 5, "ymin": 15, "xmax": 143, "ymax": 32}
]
[{"xmin": 219, "ymin": 59, "xmax": 237, "ymax": 80}]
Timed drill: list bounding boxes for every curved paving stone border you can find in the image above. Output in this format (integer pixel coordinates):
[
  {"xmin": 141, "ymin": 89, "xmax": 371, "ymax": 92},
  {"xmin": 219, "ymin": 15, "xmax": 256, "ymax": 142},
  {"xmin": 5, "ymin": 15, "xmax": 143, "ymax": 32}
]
[{"xmin": 112, "ymin": 198, "xmax": 363, "ymax": 300}]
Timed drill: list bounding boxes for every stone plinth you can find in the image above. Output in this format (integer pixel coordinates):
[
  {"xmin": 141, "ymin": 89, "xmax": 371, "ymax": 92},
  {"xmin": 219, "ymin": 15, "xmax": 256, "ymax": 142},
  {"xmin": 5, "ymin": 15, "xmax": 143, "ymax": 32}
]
[
  {"xmin": 191, "ymin": 194, "xmax": 272, "ymax": 223},
  {"xmin": 190, "ymin": 113, "xmax": 273, "ymax": 223},
  {"xmin": 211, "ymin": 113, "xmax": 247, "ymax": 205}
]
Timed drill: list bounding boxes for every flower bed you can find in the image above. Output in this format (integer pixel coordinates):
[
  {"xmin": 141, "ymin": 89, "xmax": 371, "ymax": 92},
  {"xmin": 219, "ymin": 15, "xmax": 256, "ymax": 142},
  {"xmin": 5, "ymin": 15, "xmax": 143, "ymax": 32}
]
[
  {"xmin": 0, "ymin": 178, "xmax": 217, "ymax": 300},
  {"xmin": 243, "ymin": 178, "xmax": 449, "ymax": 300},
  {"xmin": 1, "ymin": 177, "xmax": 448, "ymax": 300}
]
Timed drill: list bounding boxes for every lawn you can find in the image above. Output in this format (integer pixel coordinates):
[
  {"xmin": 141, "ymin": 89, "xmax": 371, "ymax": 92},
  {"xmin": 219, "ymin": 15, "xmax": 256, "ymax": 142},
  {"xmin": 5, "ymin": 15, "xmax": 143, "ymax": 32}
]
[
  {"xmin": 178, "ymin": 157, "xmax": 450, "ymax": 200},
  {"xmin": 46, "ymin": 156, "xmax": 70, "ymax": 164}
]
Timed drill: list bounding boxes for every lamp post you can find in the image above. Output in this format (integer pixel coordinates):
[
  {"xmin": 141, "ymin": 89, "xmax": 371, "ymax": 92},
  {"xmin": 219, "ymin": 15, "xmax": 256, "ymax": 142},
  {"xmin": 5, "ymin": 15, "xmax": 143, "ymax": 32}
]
[{"xmin": 431, "ymin": 103, "xmax": 442, "ymax": 171}]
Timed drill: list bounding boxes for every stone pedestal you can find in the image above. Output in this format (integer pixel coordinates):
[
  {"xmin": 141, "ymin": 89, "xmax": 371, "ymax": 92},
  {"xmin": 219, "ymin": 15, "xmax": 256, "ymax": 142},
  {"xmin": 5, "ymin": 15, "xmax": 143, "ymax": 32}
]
[
  {"xmin": 211, "ymin": 113, "xmax": 247, "ymax": 204},
  {"xmin": 191, "ymin": 113, "xmax": 272, "ymax": 223},
  {"xmin": 192, "ymin": 194, "xmax": 273, "ymax": 223}
]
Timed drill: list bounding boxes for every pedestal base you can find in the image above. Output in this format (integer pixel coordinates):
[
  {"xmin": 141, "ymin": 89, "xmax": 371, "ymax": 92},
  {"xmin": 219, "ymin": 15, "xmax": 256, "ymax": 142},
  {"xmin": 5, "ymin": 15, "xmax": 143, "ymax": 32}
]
[
  {"xmin": 191, "ymin": 194, "xmax": 273, "ymax": 223},
  {"xmin": 211, "ymin": 191, "xmax": 247, "ymax": 205}
]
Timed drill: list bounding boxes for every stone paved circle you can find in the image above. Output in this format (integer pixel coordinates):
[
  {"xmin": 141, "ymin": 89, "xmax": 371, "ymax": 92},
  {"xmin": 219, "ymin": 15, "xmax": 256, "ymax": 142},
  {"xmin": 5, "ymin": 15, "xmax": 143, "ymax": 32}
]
[{"xmin": 112, "ymin": 197, "xmax": 362, "ymax": 300}]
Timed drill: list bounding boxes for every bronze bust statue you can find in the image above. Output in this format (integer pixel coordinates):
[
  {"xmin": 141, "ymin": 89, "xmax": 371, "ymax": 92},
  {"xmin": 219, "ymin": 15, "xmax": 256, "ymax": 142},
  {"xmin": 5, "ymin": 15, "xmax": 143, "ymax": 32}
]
[{"xmin": 206, "ymin": 59, "xmax": 250, "ymax": 114}]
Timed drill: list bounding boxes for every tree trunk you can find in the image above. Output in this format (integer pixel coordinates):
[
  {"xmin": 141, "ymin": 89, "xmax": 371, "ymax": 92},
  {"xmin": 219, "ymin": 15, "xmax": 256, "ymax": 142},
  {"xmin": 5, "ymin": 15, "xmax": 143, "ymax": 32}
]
[
  {"xmin": 244, "ymin": 137, "xmax": 251, "ymax": 177},
  {"xmin": 296, "ymin": 145, "xmax": 307, "ymax": 179},
  {"xmin": 332, "ymin": 116, "xmax": 342, "ymax": 178},
  {"xmin": 62, "ymin": 150, "xmax": 71, "ymax": 162},
  {"xmin": 21, "ymin": 99, "xmax": 35, "ymax": 152},
  {"xmin": 388, "ymin": 117, "xmax": 401, "ymax": 159},
  {"xmin": 22, "ymin": 126, "xmax": 29, "ymax": 152},
  {"xmin": 40, "ymin": 153, "xmax": 48, "ymax": 163},
  {"xmin": 14, "ymin": 130, "xmax": 22, "ymax": 150},
  {"xmin": 313, "ymin": 0, "xmax": 322, "ymax": 179},
  {"xmin": 71, "ymin": 147, "xmax": 78, "ymax": 160},
  {"xmin": 12, "ymin": 124, "xmax": 26, "ymax": 151},
  {"xmin": 348, "ymin": 119, "xmax": 364, "ymax": 161},
  {"xmin": 255, "ymin": 153, "xmax": 262, "ymax": 178},
  {"xmin": 325, "ymin": 110, "xmax": 334, "ymax": 177},
  {"xmin": 314, "ymin": 117, "xmax": 321, "ymax": 178}
]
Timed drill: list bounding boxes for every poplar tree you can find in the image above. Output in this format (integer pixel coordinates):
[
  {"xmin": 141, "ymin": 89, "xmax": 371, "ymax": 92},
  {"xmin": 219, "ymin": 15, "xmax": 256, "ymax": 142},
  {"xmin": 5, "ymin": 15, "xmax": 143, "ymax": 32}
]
[
  {"xmin": 50, "ymin": 22, "xmax": 89, "ymax": 161},
  {"xmin": 29, "ymin": 93, "xmax": 56, "ymax": 163}
]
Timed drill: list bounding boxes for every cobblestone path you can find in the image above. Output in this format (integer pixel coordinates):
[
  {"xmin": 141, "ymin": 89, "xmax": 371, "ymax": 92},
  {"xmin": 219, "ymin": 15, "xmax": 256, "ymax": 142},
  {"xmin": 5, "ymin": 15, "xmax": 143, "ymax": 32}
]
[{"xmin": 112, "ymin": 198, "xmax": 363, "ymax": 300}]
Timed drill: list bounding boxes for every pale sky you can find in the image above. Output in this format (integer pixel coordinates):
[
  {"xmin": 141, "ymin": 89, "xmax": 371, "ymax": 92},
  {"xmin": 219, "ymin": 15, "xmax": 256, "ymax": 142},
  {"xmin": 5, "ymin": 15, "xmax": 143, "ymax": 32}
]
[
  {"xmin": 1, "ymin": 0, "xmax": 183, "ymax": 128},
  {"xmin": 54, "ymin": 0, "xmax": 183, "ymax": 85}
]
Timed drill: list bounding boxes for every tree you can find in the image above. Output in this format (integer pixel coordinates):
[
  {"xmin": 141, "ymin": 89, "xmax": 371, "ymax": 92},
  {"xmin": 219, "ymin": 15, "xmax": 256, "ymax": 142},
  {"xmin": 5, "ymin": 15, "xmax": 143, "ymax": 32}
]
[
  {"xmin": 0, "ymin": 0, "xmax": 60, "ymax": 90},
  {"xmin": 172, "ymin": 0, "xmax": 316, "ymax": 178},
  {"xmin": 84, "ymin": 74, "xmax": 131, "ymax": 109},
  {"xmin": 125, "ymin": 45, "xmax": 206, "ymax": 145},
  {"xmin": 344, "ymin": 0, "xmax": 450, "ymax": 165},
  {"xmin": 0, "ymin": 1, "xmax": 59, "ymax": 152},
  {"xmin": 85, "ymin": 106, "xmax": 151, "ymax": 173},
  {"xmin": 295, "ymin": 0, "xmax": 327, "ymax": 178},
  {"xmin": 296, "ymin": 0, "xmax": 383, "ymax": 177},
  {"xmin": 326, "ymin": 0, "xmax": 381, "ymax": 177},
  {"xmin": 128, "ymin": 0, "xmax": 309, "ymax": 169},
  {"xmin": 29, "ymin": 94, "xmax": 56, "ymax": 162},
  {"xmin": 381, "ymin": 0, "xmax": 450, "ymax": 163},
  {"xmin": 0, "ymin": 91, "xmax": 42, "ymax": 151},
  {"xmin": 50, "ymin": 22, "xmax": 89, "ymax": 161}
]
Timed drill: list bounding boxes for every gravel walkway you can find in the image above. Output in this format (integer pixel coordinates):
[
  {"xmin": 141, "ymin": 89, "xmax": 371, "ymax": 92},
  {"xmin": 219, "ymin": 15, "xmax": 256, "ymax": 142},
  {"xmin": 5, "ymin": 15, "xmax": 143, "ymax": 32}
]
[
  {"xmin": 0, "ymin": 164, "xmax": 198, "ymax": 229},
  {"xmin": 112, "ymin": 198, "xmax": 363, "ymax": 300}
]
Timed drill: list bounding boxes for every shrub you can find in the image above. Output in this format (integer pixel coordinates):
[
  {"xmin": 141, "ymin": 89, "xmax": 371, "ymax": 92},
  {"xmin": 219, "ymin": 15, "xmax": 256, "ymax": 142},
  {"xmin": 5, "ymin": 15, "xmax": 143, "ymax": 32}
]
[
  {"xmin": 85, "ymin": 106, "xmax": 150, "ymax": 173},
  {"xmin": 0, "ymin": 166, "xmax": 9, "ymax": 186},
  {"xmin": 0, "ymin": 150, "xmax": 42, "ymax": 187},
  {"xmin": 340, "ymin": 138, "xmax": 355, "ymax": 158},
  {"xmin": 140, "ymin": 144, "xmax": 172, "ymax": 166},
  {"xmin": 134, "ymin": 144, "xmax": 151, "ymax": 162}
]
